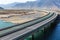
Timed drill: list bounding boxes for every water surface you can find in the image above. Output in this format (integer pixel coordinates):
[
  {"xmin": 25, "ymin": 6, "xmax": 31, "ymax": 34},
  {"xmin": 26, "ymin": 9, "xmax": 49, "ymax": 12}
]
[
  {"xmin": 0, "ymin": 20, "xmax": 14, "ymax": 29},
  {"xmin": 47, "ymin": 22, "xmax": 60, "ymax": 40}
]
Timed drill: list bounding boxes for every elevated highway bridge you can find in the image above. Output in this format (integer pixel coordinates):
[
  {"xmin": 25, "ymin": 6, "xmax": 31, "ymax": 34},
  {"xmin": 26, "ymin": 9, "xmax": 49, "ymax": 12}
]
[{"xmin": 0, "ymin": 11, "xmax": 58, "ymax": 40}]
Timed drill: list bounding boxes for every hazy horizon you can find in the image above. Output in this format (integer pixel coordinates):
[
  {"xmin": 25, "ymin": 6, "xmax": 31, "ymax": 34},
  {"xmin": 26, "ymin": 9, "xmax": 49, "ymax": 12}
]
[{"xmin": 0, "ymin": 0, "xmax": 36, "ymax": 4}]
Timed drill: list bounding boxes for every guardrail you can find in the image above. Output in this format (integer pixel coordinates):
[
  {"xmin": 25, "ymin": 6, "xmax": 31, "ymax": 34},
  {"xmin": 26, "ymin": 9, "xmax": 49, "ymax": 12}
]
[
  {"xmin": 14, "ymin": 13, "xmax": 57, "ymax": 40},
  {"xmin": 0, "ymin": 13, "xmax": 53, "ymax": 37},
  {"xmin": 0, "ymin": 12, "xmax": 49, "ymax": 30}
]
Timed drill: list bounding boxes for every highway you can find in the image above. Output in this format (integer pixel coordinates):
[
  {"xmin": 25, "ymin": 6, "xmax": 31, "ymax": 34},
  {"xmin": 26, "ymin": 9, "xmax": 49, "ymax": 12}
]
[
  {"xmin": 0, "ymin": 12, "xmax": 58, "ymax": 40},
  {"xmin": 0, "ymin": 12, "xmax": 50, "ymax": 37}
]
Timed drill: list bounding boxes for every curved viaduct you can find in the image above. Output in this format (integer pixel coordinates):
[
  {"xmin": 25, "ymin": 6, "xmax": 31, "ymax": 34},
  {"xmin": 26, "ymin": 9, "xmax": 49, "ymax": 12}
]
[{"xmin": 0, "ymin": 11, "xmax": 58, "ymax": 40}]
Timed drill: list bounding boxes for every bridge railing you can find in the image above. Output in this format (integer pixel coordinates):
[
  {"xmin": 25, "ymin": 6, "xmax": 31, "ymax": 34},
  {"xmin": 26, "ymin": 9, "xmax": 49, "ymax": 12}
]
[
  {"xmin": 14, "ymin": 13, "xmax": 57, "ymax": 40},
  {"xmin": 0, "ymin": 13, "xmax": 49, "ymax": 30},
  {"xmin": 0, "ymin": 13, "xmax": 54, "ymax": 37}
]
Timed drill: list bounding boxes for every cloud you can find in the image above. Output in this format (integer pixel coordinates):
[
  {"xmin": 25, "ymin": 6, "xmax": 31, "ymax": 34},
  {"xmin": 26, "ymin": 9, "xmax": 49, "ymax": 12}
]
[{"xmin": 0, "ymin": 0, "xmax": 36, "ymax": 4}]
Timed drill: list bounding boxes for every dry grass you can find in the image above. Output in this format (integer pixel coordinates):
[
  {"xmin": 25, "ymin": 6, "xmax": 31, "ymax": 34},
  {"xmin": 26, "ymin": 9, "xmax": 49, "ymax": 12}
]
[{"xmin": 0, "ymin": 10, "xmax": 48, "ymax": 24}]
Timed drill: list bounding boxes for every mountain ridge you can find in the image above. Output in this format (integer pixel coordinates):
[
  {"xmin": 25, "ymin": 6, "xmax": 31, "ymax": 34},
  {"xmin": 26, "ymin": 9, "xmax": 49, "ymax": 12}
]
[{"xmin": 0, "ymin": 0, "xmax": 60, "ymax": 9}]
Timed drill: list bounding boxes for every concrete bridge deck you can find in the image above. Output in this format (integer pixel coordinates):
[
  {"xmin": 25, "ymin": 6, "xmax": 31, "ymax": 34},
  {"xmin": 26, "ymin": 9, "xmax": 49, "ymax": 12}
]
[{"xmin": 0, "ymin": 12, "xmax": 58, "ymax": 40}]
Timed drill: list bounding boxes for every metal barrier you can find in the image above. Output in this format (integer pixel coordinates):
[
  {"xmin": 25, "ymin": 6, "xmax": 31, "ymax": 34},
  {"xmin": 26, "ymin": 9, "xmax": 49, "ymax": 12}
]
[
  {"xmin": 0, "ymin": 13, "xmax": 53, "ymax": 37},
  {"xmin": 14, "ymin": 13, "xmax": 57, "ymax": 40}
]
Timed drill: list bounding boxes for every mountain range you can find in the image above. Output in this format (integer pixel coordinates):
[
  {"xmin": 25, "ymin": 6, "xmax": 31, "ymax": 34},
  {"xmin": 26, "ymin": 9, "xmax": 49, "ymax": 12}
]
[
  {"xmin": 0, "ymin": 0, "xmax": 60, "ymax": 9},
  {"xmin": 0, "ymin": 7, "xmax": 4, "ymax": 9}
]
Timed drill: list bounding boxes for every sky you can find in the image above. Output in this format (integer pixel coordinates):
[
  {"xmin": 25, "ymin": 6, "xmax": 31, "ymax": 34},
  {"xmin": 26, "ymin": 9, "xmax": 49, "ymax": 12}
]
[{"xmin": 0, "ymin": 0, "xmax": 36, "ymax": 4}]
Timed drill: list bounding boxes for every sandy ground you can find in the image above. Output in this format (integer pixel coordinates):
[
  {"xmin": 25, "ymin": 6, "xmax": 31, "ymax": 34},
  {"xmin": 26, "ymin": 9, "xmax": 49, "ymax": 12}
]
[{"xmin": 0, "ymin": 10, "xmax": 48, "ymax": 24}]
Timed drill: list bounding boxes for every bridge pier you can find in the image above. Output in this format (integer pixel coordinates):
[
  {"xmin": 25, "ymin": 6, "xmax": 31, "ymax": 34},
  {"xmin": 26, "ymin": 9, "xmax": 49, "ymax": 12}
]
[
  {"xmin": 21, "ymin": 16, "xmax": 57, "ymax": 40},
  {"xmin": 44, "ymin": 20, "xmax": 58, "ymax": 40},
  {"xmin": 24, "ymin": 29, "xmax": 44, "ymax": 40}
]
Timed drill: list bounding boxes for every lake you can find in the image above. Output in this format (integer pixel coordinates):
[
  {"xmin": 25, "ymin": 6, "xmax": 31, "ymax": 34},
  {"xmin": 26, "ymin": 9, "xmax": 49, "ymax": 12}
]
[
  {"xmin": 46, "ymin": 22, "xmax": 60, "ymax": 40},
  {"xmin": 0, "ymin": 20, "xmax": 14, "ymax": 29}
]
